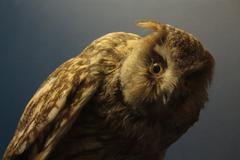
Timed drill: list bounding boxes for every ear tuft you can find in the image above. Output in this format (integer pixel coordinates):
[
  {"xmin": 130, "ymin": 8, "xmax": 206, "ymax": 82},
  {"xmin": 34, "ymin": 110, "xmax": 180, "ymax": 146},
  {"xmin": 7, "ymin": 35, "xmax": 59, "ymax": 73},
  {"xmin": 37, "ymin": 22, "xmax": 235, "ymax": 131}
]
[{"xmin": 136, "ymin": 20, "xmax": 164, "ymax": 31}]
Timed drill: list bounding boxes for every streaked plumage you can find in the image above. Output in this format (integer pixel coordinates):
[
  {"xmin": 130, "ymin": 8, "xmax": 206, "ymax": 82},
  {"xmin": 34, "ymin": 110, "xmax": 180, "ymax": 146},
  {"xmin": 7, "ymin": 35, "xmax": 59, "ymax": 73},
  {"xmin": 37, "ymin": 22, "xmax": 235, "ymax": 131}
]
[{"xmin": 3, "ymin": 20, "xmax": 214, "ymax": 160}]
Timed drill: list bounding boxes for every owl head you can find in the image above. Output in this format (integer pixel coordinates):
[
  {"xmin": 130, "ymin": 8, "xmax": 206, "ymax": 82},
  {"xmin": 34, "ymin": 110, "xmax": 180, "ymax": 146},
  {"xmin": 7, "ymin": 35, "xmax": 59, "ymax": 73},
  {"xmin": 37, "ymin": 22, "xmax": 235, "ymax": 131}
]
[{"xmin": 120, "ymin": 20, "xmax": 214, "ymax": 117}]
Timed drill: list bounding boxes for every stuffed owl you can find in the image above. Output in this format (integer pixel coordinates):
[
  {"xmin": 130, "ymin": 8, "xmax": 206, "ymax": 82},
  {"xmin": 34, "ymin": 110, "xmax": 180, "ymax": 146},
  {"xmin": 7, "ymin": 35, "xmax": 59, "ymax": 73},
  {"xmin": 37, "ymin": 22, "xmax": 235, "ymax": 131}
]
[{"xmin": 3, "ymin": 20, "xmax": 214, "ymax": 160}]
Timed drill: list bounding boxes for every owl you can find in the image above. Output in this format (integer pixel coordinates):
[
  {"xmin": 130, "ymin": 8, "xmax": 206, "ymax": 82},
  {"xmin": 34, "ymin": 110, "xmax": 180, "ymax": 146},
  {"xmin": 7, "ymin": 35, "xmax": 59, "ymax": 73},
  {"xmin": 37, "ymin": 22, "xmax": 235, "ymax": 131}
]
[{"xmin": 3, "ymin": 20, "xmax": 214, "ymax": 160}]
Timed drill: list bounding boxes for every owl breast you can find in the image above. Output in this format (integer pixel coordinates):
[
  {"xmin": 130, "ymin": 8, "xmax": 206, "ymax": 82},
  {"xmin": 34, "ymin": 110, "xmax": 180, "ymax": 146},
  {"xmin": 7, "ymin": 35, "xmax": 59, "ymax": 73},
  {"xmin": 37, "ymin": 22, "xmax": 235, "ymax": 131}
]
[{"xmin": 47, "ymin": 99, "xmax": 163, "ymax": 160}]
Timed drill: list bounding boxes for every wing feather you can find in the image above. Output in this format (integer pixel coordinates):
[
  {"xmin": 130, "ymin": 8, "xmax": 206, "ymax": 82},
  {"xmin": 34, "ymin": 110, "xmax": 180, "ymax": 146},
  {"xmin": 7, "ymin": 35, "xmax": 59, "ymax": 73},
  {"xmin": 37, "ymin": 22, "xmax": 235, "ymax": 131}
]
[
  {"xmin": 3, "ymin": 55, "xmax": 101, "ymax": 160},
  {"xmin": 3, "ymin": 32, "xmax": 140, "ymax": 160}
]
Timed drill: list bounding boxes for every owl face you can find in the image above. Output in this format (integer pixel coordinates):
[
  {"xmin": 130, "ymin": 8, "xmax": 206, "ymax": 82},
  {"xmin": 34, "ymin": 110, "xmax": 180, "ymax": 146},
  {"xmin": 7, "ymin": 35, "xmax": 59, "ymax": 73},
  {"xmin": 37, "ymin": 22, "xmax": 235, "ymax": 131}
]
[{"xmin": 120, "ymin": 22, "xmax": 214, "ymax": 116}]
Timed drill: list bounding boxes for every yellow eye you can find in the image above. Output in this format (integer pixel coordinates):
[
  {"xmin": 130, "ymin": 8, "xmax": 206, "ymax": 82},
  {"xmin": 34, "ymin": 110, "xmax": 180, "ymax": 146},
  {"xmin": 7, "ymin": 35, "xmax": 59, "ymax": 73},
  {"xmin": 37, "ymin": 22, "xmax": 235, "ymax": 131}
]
[{"xmin": 151, "ymin": 63, "xmax": 162, "ymax": 74}]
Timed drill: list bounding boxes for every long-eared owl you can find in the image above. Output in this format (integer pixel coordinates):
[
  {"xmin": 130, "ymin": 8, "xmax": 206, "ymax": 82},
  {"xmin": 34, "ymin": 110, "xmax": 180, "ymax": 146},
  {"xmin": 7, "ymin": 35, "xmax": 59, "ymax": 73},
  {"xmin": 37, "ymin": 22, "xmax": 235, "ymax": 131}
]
[{"xmin": 3, "ymin": 20, "xmax": 214, "ymax": 160}]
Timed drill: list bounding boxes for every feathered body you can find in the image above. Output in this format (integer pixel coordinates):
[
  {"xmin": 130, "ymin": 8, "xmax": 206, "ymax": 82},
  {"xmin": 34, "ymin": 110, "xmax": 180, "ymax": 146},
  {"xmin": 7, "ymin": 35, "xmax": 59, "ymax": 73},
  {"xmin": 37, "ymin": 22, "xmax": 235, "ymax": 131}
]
[{"xmin": 3, "ymin": 21, "xmax": 214, "ymax": 160}]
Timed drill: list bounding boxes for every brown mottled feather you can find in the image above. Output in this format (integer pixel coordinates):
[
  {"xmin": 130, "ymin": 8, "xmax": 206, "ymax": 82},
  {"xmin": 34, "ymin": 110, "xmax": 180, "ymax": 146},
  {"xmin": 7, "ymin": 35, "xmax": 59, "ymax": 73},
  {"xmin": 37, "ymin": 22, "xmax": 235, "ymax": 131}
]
[
  {"xmin": 3, "ymin": 57, "xmax": 99, "ymax": 159},
  {"xmin": 3, "ymin": 32, "xmax": 140, "ymax": 160}
]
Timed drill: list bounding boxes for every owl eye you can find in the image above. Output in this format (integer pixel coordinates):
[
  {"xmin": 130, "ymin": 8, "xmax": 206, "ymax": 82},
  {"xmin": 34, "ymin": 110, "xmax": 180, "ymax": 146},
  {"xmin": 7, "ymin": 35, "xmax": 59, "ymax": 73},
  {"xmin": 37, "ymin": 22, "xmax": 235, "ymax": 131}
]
[{"xmin": 150, "ymin": 63, "xmax": 162, "ymax": 74}]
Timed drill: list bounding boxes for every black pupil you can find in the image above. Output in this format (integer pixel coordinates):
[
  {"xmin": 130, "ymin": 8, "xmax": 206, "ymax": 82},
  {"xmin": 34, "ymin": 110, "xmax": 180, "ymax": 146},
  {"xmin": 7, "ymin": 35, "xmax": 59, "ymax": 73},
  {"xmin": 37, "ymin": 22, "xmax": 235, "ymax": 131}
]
[{"xmin": 152, "ymin": 64, "xmax": 161, "ymax": 73}]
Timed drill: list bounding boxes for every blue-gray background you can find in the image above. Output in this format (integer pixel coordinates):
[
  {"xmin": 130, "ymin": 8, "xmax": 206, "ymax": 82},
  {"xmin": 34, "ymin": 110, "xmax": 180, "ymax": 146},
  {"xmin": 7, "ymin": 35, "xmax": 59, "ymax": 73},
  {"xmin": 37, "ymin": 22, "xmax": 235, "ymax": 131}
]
[{"xmin": 1, "ymin": 0, "xmax": 240, "ymax": 159}]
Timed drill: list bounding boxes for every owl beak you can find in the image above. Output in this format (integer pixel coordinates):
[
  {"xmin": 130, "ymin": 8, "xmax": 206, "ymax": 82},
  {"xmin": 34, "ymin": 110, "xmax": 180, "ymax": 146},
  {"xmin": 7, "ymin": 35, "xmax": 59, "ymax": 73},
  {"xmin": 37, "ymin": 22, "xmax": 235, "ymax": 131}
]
[{"xmin": 161, "ymin": 84, "xmax": 176, "ymax": 106}]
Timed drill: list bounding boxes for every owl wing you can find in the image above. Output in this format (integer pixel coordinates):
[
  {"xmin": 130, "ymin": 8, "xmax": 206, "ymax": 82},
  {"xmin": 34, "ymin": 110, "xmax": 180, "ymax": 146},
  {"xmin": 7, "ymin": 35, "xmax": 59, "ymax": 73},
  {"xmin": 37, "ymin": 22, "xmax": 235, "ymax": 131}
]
[{"xmin": 3, "ymin": 55, "xmax": 102, "ymax": 160}]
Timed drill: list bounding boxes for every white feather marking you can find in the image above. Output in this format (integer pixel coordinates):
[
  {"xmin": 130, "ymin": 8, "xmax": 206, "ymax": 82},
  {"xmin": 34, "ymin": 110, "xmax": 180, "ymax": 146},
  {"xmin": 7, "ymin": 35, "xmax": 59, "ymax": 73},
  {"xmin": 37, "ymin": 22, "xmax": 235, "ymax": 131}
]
[
  {"xmin": 33, "ymin": 77, "xmax": 56, "ymax": 99},
  {"xmin": 56, "ymin": 96, "xmax": 67, "ymax": 108},
  {"xmin": 47, "ymin": 107, "xmax": 59, "ymax": 121},
  {"xmin": 60, "ymin": 118, "xmax": 68, "ymax": 127},
  {"xmin": 154, "ymin": 44, "xmax": 168, "ymax": 60},
  {"xmin": 90, "ymin": 54, "xmax": 102, "ymax": 64},
  {"xmin": 161, "ymin": 69, "xmax": 178, "ymax": 91},
  {"xmin": 35, "ymin": 100, "xmax": 44, "ymax": 113},
  {"xmin": 28, "ymin": 121, "xmax": 37, "ymax": 130},
  {"xmin": 18, "ymin": 140, "xmax": 27, "ymax": 154}
]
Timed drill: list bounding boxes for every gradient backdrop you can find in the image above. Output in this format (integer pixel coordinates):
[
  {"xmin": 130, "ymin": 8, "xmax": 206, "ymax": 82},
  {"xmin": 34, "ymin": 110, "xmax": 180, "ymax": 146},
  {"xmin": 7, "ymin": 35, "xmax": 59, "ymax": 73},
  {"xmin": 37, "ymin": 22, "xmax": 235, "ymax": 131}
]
[{"xmin": 0, "ymin": 0, "xmax": 240, "ymax": 159}]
